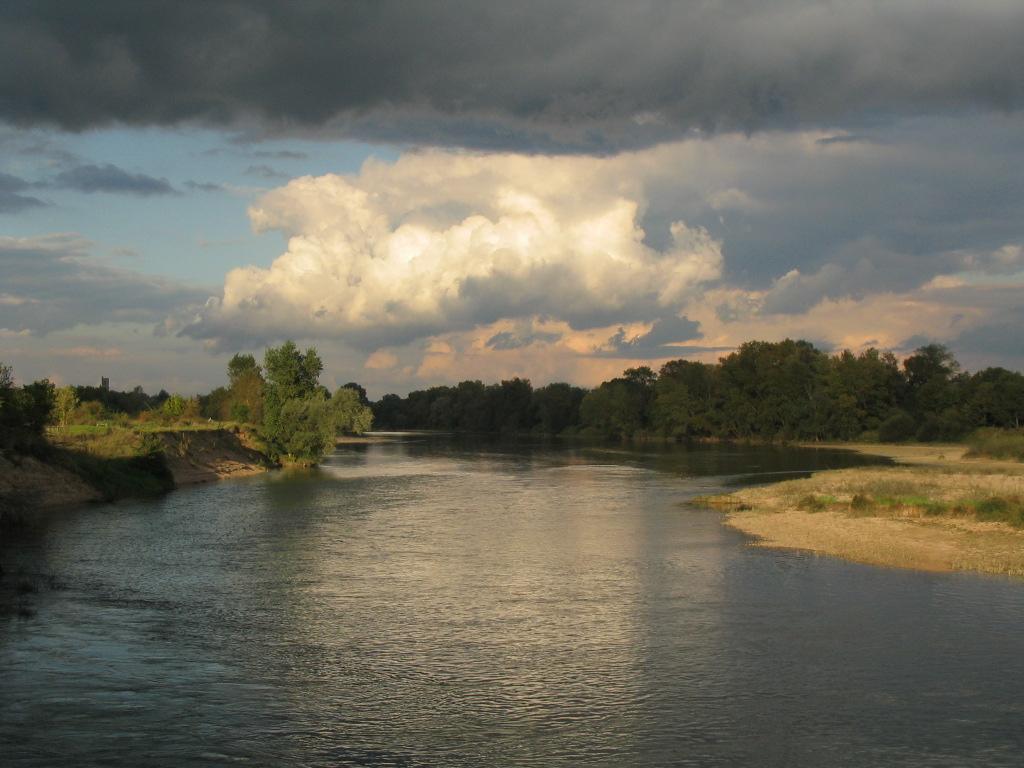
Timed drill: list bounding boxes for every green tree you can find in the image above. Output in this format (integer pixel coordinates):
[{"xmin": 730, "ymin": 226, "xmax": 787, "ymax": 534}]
[
  {"xmin": 330, "ymin": 387, "xmax": 374, "ymax": 434},
  {"xmin": 342, "ymin": 382, "xmax": 370, "ymax": 406},
  {"xmin": 1, "ymin": 373, "xmax": 55, "ymax": 449},
  {"xmin": 489, "ymin": 378, "xmax": 535, "ymax": 433},
  {"xmin": 532, "ymin": 383, "xmax": 586, "ymax": 435},
  {"xmin": 0, "ymin": 362, "xmax": 14, "ymax": 426},
  {"xmin": 200, "ymin": 386, "xmax": 231, "ymax": 420},
  {"xmin": 903, "ymin": 344, "xmax": 960, "ymax": 415},
  {"xmin": 580, "ymin": 377, "xmax": 649, "ymax": 439},
  {"xmin": 274, "ymin": 397, "xmax": 336, "ymax": 462},
  {"xmin": 823, "ymin": 349, "xmax": 903, "ymax": 439},
  {"xmin": 226, "ymin": 353, "xmax": 264, "ymax": 424},
  {"xmin": 228, "ymin": 353, "xmax": 260, "ymax": 385},
  {"xmin": 261, "ymin": 340, "xmax": 334, "ymax": 462},
  {"xmin": 651, "ymin": 360, "xmax": 716, "ymax": 437},
  {"xmin": 965, "ymin": 368, "xmax": 1024, "ymax": 429},
  {"xmin": 264, "ymin": 341, "xmax": 322, "ymax": 402},
  {"xmin": 162, "ymin": 394, "xmax": 188, "ymax": 422},
  {"xmin": 53, "ymin": 385, "xmax": 79, "ymax": 431}
]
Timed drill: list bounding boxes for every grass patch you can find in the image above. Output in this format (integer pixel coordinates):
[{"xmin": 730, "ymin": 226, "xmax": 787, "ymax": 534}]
[
  {"xmin": 797, "ymin": 494, "xmax": 836, "ymax": 512},
  {"xmin": 44, "ymin": 429, "xmax": 175, "ymax": 500},
  {"xmin": 843, "ymin": 490, "xmax": 1024, "ymax": 528},
  {"xmin": 966, "ymin": 428, "xmax": 1024, "ymax": 461},
  {"xmin": 956, "ymin": 496, "xmax": 1024, "ymax": 527}
]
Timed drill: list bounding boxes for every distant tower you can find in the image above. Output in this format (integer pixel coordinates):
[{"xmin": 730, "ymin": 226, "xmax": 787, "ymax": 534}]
[{"xmin": 101, "ymin": 377, "xmax": 110, "ymax": 391}]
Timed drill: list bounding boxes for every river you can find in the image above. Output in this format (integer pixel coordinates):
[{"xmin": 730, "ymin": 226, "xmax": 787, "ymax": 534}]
[{"xmin": 2, "ymin": 436, "xmax": 1023, "ymax": 766}]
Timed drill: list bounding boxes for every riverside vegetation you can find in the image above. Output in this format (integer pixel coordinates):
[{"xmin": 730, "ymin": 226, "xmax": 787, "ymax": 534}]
[
  {"xmin": 4, "ymin": 338, "xmax": 1023, "ymax": 574},
  {"xmin": 0, "ymin": 341, "xmax": 373, "ymax": 513},
  {"xmin": 371, "ymin": 340, "xmax": 1023, "ymax": 442}
]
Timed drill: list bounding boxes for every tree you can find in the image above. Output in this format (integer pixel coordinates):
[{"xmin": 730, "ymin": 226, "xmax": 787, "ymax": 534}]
[
  {"xmin": 964, "ymin": 368, "xmax": 1024, "ymax": 429},
  {"xmin": 904, "ymin": 344, "xmax": 959, "ymax": 390},
  {"xmin": 372, "ymin": 393, "xmax": 406, "ymax": 430},
  {"xmin": 342, "ymin": 382, "xmax": 370, "ymax": 406},
  {"xmin": 903, "ymin": 344, "xmax": 962, "ymax": 418},
  {"xmin": 226, "ymin": 353, "xmax": 264, "ymax": 424},
  {"xmin": 261, "ymin": 340, "xmax": 334, "ymax": 462},
  {"xmin": 227, "ymin": 353, "xmax": 260, "ymax": 386},
  {"xmin": 1, "ymin": 374, "xmax": 55, "ymax": 449},
  {"xmin": 580, "ymin": 377, "xmax": 649, "ymax": 439},
  {"xmin": 162, "ymin": 394, "xmax": 188, "ymax": 422},
  {"xmin": 0, "ymin": 362, "xmax": 13, "ymax": 427},
  {"xmin": 330, "ymin": 387, "xmax": 373, "ymax": 434},
  {"xmin": 264, "ymin": 341, "xmax": 322, "ymax": 402},
  {"xmin": 274, "ymin": 397, "xmax": 336, "ymax": 463},
  {"xmin": 651, "ymin": 360, "xmax": 716, "ymax": 437},
  {"xmin": 533, "ymin": 383, "xmax": 586, "ymax": 435},
  {"xmin": 490, "ymin": 378, "xmax": 534, "ymax": 433},
  {"xmin": 823, "ymin": 349, "xmax": 903, "ymax": 439},
  {"xmin": 53, "ymin": 386, "xmax": 79, "ymax": 431},
  {"xmin": 200, "ymin": 386, "xmax": 231, "ymax": 420}
]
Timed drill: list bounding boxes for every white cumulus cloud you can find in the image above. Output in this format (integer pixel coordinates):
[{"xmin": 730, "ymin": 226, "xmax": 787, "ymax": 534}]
[{"xmin": 182, "ymin": 150, "xmax": 723, "ymax": 350}]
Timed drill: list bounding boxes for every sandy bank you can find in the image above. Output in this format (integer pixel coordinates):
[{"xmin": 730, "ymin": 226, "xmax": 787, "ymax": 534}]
[
  {"xmin": 0, "ymin": 452, "xmax": 103, "ymax": 509},
  {"xmin": 701, "ymin": 444, "xmax": 1024, "ymax": 577},
  {"xmin": 0, "ymin": 429, "xmax": 274, "ymax": 515},
  {"xmin": 157, "ymin": 429, "xmax": 273, "ymax": 486}
]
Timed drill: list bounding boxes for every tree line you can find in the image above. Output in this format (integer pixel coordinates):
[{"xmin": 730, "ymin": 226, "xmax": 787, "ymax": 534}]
[
  {"xmin": 1, "ymin": 341, "xmax": 373, "ymax": 464},
  {"xmin": 371, "ymin": 340, "xmax": 1024, "ymax": 442},
  {"xmin": 5, "ymin": 339, "xmax": 1022, "ymax": 462}
]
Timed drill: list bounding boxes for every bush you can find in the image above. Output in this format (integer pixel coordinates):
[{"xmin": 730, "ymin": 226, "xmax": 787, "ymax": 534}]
[
  {"xmin": 850, "ymin": 493, "xmax": 873, "ymax": 511},
  {"xmin": 230, "ymin": 403, "xmax": 251, "ymax": 423},
  {"xmin": 966, "ymin": 496, "xmax": 1024, "ymax": 527},
  {"xmin": 915, "ymin": 414, "xmax": 966, "ymax": 442},
  {"xmin": 797, "ymin": 494, "xmax": 832, "ymax": 512},
  {"xmin": 878, "ymin": 411, "xmax": 917, "ymax": 443},
  {"xmin": 966, "ymin": 428, "xmax": 1024, "ymax": 461}
]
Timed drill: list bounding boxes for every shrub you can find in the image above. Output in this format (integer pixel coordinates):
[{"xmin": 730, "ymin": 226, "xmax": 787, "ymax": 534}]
[
  {"xmin": 850, "ymin": 493, "xmax": 873, "ymax": 511},
  {"xmin": 878, "ymin": 411, "xmax": 917, "ymax": 443},
  {"xmin": 915, "ymin": 414, "xmax": 965, "ymax": 442},
  {"xmin": 971, "ymin": 496, "xmax": 1024, "ymax": 527},
  {"xmin": 230, "ymin": 403, "xmax": 251, "ymax": 423},
  {"xmin": 966, "ymin": 428, "xmax": 1024, "ymax": 461},
  {"xmin": 797, "ymin": 494, "xmax": 831, "ymax": 512}
]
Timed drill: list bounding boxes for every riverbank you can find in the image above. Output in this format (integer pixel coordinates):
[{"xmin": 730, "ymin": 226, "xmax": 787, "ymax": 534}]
[
  {"xmin": 699, "ymin": 443, "xmax": 1024, "ymax": 576},
  {"xmin": 0, "ymin": 427, "xmax": 274, "ymax": 515}
]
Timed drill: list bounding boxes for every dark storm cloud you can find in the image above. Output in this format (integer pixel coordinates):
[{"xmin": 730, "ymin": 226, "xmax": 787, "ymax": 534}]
[
  {"xmin": 52, "ymin": 163, "xmax": 177, "ymax": 196},
  {"xmin": 199, "ymin": 147, "xmax": 307, "ymax": 160},
  {"xmin": 243, "ymin": 164, "xmax": 288, "ymax": 180},
  {"xmin": 0, "ymin": 235, "xmax": 209, "ymax": 333},
  {"xmin": 2, "ymin": 2, "xmax": 1023, "ymax": 148},
  {"xmin": 185, "ymin": 180, "xmax": 225, "ymax": 193},
  {"xmin": 485, "ymin": 330, "xmax": 562, "ymax": 351},
  {"xmin": 251, "ymin": 150, "xmax": 307, "ymax": 160},
  {"xmin": 0, "ymin": 172, "xmax": 45, "ymax": 212},
  {"xmin": 597, "ymin": 315, "xmax": 712, "ymax": 359}
]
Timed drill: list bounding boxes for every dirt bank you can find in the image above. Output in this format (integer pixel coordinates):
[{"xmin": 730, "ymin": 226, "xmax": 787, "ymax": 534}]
[
  {"xmin": 699, "ymin": 444, "xmax": 1024, "ymax": 577},
  {"xmin": 0, "ymin": 452, "xmax": 103, "ymax": 509},
  {"xmin": 157, "ymin": 429, "xmax": 274, "ymax": 486},
  {"xmin": 0, "ymin": 428, "xmax": 274, "ymax": 515}
]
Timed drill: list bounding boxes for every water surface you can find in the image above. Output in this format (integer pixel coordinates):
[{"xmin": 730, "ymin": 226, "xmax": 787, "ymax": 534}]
[{"xmin": 2, "ymin": 438, "xmax": 1023, "ymax": 766}]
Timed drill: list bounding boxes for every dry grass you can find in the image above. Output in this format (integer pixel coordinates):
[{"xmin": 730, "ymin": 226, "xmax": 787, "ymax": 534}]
[{"xmin": 699, "ymin": 450, "xmax": 1024, "ymax": 577}]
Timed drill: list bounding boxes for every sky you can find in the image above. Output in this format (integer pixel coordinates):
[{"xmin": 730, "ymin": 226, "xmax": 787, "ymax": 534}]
[{"xmin": 2, "ymin": 1, "xmax": 1023, "ymax": 397}]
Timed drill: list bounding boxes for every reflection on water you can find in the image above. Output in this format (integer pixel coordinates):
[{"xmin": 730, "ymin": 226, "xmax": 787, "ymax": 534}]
[{"xmin": 2, "ymin": 439, "xmax": 1023, "ymax": 766}]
